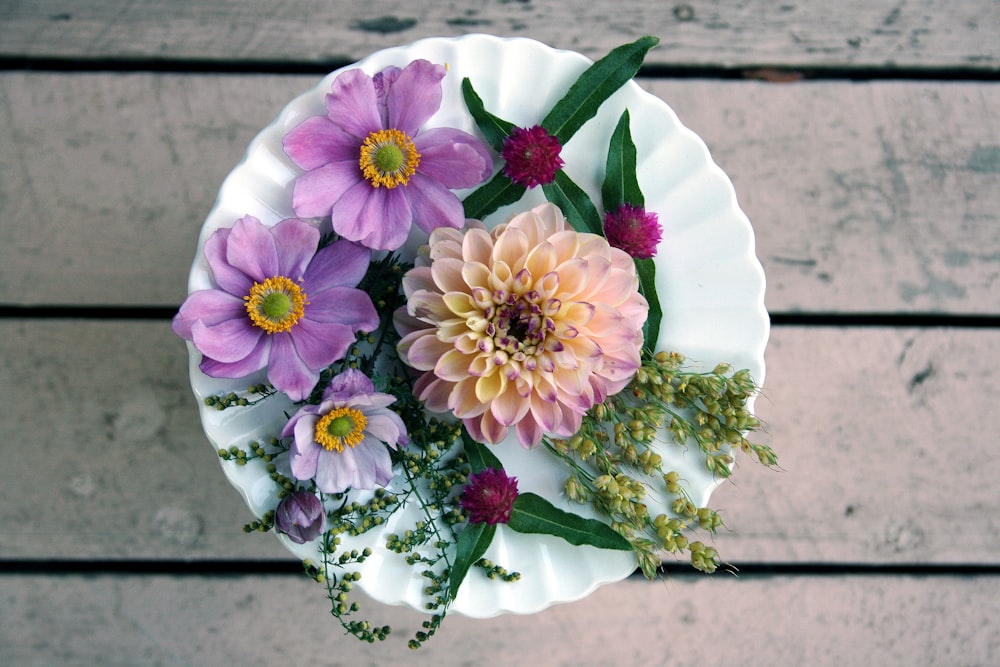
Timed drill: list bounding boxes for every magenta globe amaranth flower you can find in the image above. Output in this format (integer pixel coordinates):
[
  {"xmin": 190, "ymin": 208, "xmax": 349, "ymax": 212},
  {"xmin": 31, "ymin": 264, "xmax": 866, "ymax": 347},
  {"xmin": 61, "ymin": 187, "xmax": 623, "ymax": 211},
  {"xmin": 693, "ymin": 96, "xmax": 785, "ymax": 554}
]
[
  {"xmin": 171, "ymin": 214, "xmax": 379, "ymax": 401},
  {"xmin": 500, "ymin": 125, "xmax": 564, "ymax": 188},
  {"xmin": 282, "ymin": 60, "xmax": 493, "ymax": 251},
  {"xmin": 460, "ymin": 468, "xmax": 519, "ymax": 525},
  {"xmin": 282, "ymin": 369, "xmax": 408, "ymax": 494},
  {"xmin": 603, "ymin": 203, "xmax": 662, "ymax": 259},
  {"xmin": 275, "ymin": 491, "xmax": 326, "ymax": 544}
]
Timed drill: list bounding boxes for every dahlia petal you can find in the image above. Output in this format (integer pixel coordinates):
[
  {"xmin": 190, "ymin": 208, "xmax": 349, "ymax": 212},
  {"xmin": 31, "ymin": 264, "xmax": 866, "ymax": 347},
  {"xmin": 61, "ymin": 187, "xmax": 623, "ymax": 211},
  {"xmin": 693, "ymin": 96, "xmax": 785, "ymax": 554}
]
[
  {"xmin": 515, "ymin": 417, "xmax": 545, "ymax": 449},
  {"xmin": 271, "ymin": 218, "xmax": 321, "ymax": 280},
  {"xmin": 291, "ymin": 162, "xmax": 364, "ymax": 219},
  {"xmin": 461, "ymin": 229, "xmax": 495, "ymax": 266},
  {"xmin": 448, "ymin": 377, "xmax": 489, "ymax": 418},
  {"xmin": 190, "ymin": 317, "xmax": 262, "ymax": 363},
  {"xmin": 202, "ymin": 227, "xmax": 252, "ymax": 296},
  {"xmin": 331, "ymin": 181, "xmax": 412, "ymax": 250},
  {"xmin": 490, "ymin": 386, "xmax": 531, "ymax": 426},
  {"xmin": 404, "ymin": 289, "xmax": 452, "ymax": 322},
  {"xmin": 267, "ymin": 333, "xmax": 319, "ymax": 401},
  {"xmin": 401, "ymin": 266, "xmax": 435, "ymax": 298},
  {"xmin": 385, "ymin": 59, "xmax": 445, "ymax": 136},
  {"xmin": 414, "ymin": 128, "xmax": 494, "ymax": 188},
  {"xmin": 435, "ymin": 348, "xmax": 473, "ymax": 382},
  {"xmin": 441, "ymin": 291, "xmax": 477, "ymax": 318},
  {"xmin": 492, "ymin": 228, "xmax": 529, "ymax": 272},
  {"xmin": 404, "ymin": 332, "xmax": 453, "ymax": 371},
  {"xmin": 302, "ymin": 238, "xmax": 371, "ymax": 292},
  {"xmin": 525, "ymin": 241, "xmax": 558, "ymax": 280},
  {"xmin": 552, "ymin": 258, "xmax": 589, "ymax": 297},
  {"xmin": 473, "ymin": 412, "xmax": 508, "ymax": 445},
  {"xmin": 226, "ymin": 215, "xmax": 279, "ymax": 282},
  {"xmin": 475, "ymin": 371, "xmax": 506, "ymax": 403},
  {"xmin": 405, "ymin": 173, "xmax": 466, "ymax": 235},
  {"xmin": 431, "ymin": 257, "xmax": 469, "ymax": 294},
  {"xmin": 171, "ymin": 289, "xmax": 246, "ymax": 340},
  {"xmin": 325, "ymin": 68, "xmax": 382, "ymax": 138},
  {"xmin": 414, "ymin": 373, "xmax": 451, "ymax": 412},
  {"xmin": 282, "ymin": 116, "xmax": 360, "ymax": 170}
]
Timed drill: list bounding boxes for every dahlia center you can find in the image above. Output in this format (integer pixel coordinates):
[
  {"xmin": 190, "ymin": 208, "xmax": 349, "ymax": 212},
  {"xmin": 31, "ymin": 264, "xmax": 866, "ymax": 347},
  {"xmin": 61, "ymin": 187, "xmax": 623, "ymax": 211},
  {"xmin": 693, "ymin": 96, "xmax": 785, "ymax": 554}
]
[
  {"xmin": 487, "ymin": 290, "xmax": 557, "ymax": 362},
  {"xmin": 244, "ymin": 276, "xmax": 308, "ymax": 334},
  {"xmin": 360, "ymin": 128, "xmax": 421, "ymax": 188},
  {"xmin": 314, "ymin": 406, "xmax": 368, "ymax": 452}
]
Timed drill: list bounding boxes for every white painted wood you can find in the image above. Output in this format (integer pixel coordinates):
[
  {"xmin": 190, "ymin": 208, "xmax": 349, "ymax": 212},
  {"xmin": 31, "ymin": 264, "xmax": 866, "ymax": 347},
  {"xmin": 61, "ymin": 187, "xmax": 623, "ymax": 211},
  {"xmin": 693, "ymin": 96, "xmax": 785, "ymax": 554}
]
[
  {"xmin": 3, "ymin": 573, "xmax": 997, "ymax": 665},
  {"xmin": 2, "ymin": 73, "xmax": 998, "ymax": 312},
  {"xmin": 3, "ymin": 321, "xmax": 997, "ymax": 564},
  {"xmin": 2, "ymin": 0, "xmax": 998, "ymax": 70}
]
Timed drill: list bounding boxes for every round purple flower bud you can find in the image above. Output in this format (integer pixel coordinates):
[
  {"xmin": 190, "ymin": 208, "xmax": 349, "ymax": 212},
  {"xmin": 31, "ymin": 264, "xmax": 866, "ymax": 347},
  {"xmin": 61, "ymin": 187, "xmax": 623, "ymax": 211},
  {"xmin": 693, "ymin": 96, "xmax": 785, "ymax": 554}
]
[
  {"xmin": 603, "ymin": 203, "xmax": 663, "ymax": 260},
  {"xmin": 274, "ymin": 491, "xmax": 326, "ymax": 544},
  {"xmin": 460, "ymin": 468, "xmax": 519, "ymax": 525},
  {"xmin": 500, "ymin": 125, "xmax": 564, "ymax": 188}
]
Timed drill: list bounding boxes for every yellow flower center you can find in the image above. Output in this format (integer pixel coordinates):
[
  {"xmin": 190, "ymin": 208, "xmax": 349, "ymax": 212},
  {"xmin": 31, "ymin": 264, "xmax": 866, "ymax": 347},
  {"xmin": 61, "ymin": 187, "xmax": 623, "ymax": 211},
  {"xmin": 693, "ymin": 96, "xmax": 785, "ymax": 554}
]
[
  {"xmin": 244, "ymin": 276, "xmax": 308, "ymax": 334},
  {"xmin": 359, "ymin": 128, "xmax": 420, "ymax": 188},
  {"xmin": 314, "ymin": 406, "xmax": 368, "ymax": 452}
]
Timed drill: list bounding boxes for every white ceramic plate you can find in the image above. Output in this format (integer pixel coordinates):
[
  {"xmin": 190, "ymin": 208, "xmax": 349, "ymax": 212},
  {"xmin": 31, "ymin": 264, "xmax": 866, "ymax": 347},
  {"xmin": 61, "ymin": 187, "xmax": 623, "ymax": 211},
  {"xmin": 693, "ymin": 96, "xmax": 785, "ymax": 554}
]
[{"xmin": 184, "ymin": 34, "xmax": 768, "ymax": 618}]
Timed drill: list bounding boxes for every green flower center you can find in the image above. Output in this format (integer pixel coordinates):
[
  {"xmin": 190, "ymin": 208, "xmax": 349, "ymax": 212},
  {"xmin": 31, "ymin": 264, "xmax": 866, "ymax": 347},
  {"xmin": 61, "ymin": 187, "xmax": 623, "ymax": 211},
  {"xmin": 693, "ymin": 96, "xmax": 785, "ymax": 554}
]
[
  {"xmin": 359, "ymin": 128, "xmax": 420, "ymax": 188},
  {"xmin": 244, "ymin": 276, "xmax": 308, "ymax": 334},
  {"xmin": 314, "ymin": 406, "xmax": 368, "ymax": 452}
]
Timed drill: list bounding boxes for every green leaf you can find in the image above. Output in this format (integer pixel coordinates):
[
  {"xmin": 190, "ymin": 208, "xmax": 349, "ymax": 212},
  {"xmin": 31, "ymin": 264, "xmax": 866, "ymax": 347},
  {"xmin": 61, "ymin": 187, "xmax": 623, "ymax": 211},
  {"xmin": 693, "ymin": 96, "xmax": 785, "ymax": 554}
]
[
  {"xmin": 461, "ymin": 78, "xmax": 515, "ymax": 152},
  {"xmin": 448, "ymin": 521, "xmax": 496, "ymax": 599},
  {"xmin": 542, "ymin": 170, "xmax": 604, "ymax": 236},
  {"xmin": 602, "ymin": 109, "xmax": 644, "ymax": 212},
  {"xmin": 541, "ymin": 36, "xmax": 659, "ymax": 144},
  {"xmin": 507, "ymin": 492, "xmax": 632, "ymax": 551},
  {"xmin": 635, "ymin": 257, "xmax": 661, "ymax": 350},
  {"xmin": 462, "ymin": 170, "xmax": 526, "ymax": 221},
  {"xmin": 461, "ymin": 430, "xmax": 503, "ymax": 474}
]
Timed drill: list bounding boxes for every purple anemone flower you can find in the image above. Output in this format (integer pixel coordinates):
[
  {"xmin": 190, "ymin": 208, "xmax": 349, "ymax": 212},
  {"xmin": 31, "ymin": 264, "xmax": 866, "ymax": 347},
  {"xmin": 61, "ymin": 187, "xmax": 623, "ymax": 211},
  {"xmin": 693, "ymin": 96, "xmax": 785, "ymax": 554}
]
[
  {"xmin": 282, "ymin": 59, "xmax": 493, "ymax": 251},
  {"xmin": 274, "ymin": 491, "xmax": 326, "ymax": 544},
  {"xmin": 172, "ymin": 215, "xmax": 379, "ymax": 401},
  {"xmin": 282, "ymin": 369, "xmax": 409, "ymax": 494}
]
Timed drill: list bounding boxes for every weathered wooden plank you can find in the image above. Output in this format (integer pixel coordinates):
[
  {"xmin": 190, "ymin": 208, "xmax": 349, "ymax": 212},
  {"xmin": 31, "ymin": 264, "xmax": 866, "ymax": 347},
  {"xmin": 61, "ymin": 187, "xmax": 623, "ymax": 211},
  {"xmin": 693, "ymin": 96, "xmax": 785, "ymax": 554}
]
[
  {"xmin": 2, "ymin": 320, "xmax": 997, "ymax": 564},
  {"xmin": 2, "ymin": 574, "xmax": 997, "ymax": 665},
  {"xmin": 2, "ymin": 73, "xmax": 998, "ymax": 313},
  {"xmin": 1, "ymin": 0, "xmax": 998, "ymax": 70}
]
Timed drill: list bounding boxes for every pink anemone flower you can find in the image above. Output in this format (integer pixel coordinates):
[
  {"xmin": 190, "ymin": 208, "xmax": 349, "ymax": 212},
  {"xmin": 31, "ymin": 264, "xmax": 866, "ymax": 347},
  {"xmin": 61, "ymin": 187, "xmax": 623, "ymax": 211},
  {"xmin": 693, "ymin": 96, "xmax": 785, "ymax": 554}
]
[
  {"xmin": 282, "ymin": 59, "xmax": 493, "ymax": 251},
  {"xmin": 172, "ymin": 215, "xmax": 379, "ymax": 401},
  {"xmin": 282, "ymin": 369, "xmax": 409, "ymax": 494},
  {"xmin": 395, "ymin": 203, "xmax": 649, "ymax": 448}
]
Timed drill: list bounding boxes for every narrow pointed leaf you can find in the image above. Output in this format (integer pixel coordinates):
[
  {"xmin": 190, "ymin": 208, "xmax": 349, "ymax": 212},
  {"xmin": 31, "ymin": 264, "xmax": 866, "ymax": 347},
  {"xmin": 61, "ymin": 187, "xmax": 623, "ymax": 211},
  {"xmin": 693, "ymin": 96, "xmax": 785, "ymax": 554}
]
[
  {"xmin": 602, "ymin": 109, "xmax": 644, "ymax": 212},
  {"xmin": 448, "ymin": 522, "xmax": 496, "ymax": 599},
  {"xmin": 462, "ymin": 170, "xmax": 526, "ymax": 221},
  {"xmin": 461, "ymin": 78, "xmax": 515, "ymax": 152},
  {"xmin": 635, "ymin": 257, "xmax": 661, "ymax": 350},
  {"xmin": 507, "ymin": 492, "xmax": 632, "ymax": 551},
  {"xmin": 462, "ymin": 430, "xmax": 504, "ymax": 474},
  {"xmin": 541, "ymin": 36, "xmax": 659, "ymax": 144},
  {"xmin": 542, "ymin": 170, "xmax": 603, "ymax": 236}
]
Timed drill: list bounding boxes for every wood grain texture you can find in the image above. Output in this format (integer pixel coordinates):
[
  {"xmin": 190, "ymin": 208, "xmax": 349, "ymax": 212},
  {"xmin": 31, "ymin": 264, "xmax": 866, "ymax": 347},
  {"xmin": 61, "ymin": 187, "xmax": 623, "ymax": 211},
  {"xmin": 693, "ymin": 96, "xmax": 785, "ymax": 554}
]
[
  {"xmin": 2, "ymin": 73, "xmax": 998, "ymax": 312},
  {"xmin": 1, "ymin": 0, "xmax": 998, "ymax": 70},
  {"xmin": 3, "ymin": 320, "xmax": 997, "ymax": 564},
  {"xmin": 2, "ymin": 574, "xmax": 997, "ymax": 666}
]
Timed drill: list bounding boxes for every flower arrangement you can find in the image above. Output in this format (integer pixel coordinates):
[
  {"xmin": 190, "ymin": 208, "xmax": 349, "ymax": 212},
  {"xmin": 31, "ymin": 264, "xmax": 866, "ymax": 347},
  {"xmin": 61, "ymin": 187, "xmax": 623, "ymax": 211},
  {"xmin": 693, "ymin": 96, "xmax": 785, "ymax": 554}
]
[{"xmin": 175, "ymin": 35, "xmax": 776, "ymax": 649}]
